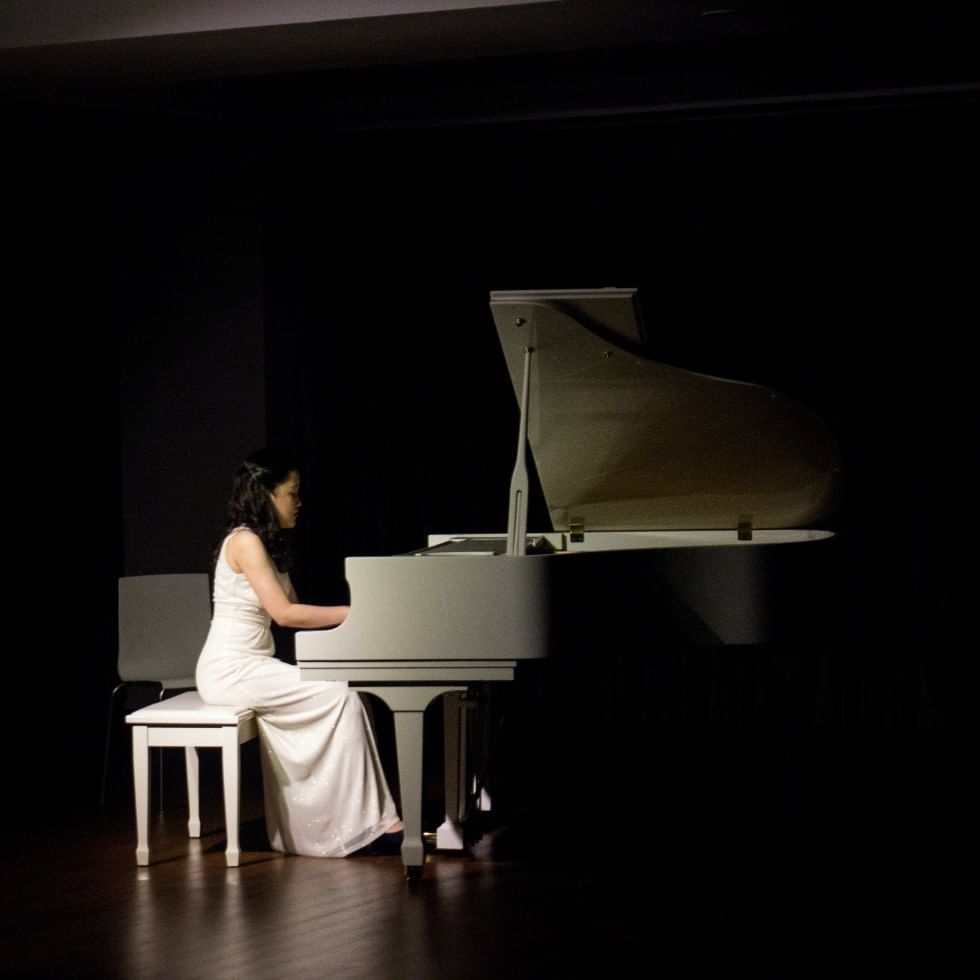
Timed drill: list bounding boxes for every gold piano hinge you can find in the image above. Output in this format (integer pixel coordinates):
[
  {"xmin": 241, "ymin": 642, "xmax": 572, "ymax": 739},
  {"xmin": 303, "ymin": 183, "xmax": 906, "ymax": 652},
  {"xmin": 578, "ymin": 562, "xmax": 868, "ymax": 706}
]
[
  {"xmin": 737, "ymin": 516, "xmax": 753, "ymax": 541},
  {"xmin": 569, "ymin": 517, "xmax": 585, "ymax": 543}
]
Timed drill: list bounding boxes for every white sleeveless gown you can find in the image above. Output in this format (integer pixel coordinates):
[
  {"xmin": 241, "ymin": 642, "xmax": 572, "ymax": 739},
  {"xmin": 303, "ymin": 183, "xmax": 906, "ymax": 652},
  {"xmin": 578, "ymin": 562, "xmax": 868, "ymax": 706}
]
[{"xmin": 196, "ymin": 529, "xmax": 398, "ymax": 856}]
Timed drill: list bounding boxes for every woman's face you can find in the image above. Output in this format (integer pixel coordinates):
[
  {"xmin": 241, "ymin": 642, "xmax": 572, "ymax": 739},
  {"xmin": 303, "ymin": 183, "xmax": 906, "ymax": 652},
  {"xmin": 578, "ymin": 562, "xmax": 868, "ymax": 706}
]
[{"xmin": 270, "ymin": 471, "xmax": 302, "ymax": 529}]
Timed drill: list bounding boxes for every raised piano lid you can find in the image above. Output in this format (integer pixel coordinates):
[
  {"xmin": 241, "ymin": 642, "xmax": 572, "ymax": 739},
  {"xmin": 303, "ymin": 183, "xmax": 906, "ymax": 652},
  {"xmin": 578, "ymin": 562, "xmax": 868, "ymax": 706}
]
[{"xmin": 489, "ymin": 288, "xmax": 841, "ymax": 532}]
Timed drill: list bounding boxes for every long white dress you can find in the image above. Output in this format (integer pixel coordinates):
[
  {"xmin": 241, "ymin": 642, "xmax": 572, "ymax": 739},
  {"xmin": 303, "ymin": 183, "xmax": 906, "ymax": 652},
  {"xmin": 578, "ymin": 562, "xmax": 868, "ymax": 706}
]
[{"xmin": 196, "ymin": 528, "xmax": 398, "ymax": 857}]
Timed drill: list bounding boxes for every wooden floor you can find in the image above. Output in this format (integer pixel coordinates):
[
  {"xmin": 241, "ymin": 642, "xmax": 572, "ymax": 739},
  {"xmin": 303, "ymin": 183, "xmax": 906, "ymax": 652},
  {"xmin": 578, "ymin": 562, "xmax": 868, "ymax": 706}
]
[{"xmin": 2, "ymin": 739, "xmax": 976, "ymax": 980}]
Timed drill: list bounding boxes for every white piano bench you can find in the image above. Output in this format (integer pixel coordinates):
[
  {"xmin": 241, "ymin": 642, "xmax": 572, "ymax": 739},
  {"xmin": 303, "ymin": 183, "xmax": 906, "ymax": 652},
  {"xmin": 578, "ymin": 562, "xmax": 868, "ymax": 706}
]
[{"xmin": 125, "ymin": 691, "xmax": 258, "ymax": 868}]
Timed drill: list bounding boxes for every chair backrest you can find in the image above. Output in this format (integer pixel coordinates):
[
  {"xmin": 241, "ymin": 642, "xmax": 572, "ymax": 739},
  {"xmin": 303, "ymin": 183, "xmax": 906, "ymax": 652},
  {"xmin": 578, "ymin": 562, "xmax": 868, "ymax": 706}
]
[{"xmin": 118, "ymin": 573, "xmax": 212, "ymax": 687}]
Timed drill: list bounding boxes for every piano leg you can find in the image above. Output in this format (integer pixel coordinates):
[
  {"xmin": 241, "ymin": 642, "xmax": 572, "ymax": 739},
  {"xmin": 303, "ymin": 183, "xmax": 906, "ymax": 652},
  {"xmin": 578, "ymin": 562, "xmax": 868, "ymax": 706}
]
[
  {"xmin": 357, "ymin": 685, "xmax": 466, "ymax": 882},
  {"xmin": 393, "ymin": 709, "xmax": 426, "ymax": 879}
]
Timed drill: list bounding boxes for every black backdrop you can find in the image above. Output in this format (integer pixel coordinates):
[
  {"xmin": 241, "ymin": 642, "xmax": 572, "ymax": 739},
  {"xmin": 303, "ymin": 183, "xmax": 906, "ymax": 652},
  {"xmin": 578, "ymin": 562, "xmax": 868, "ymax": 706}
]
[
  {"xmin": 258, "ymin": 98, "xmax": 978, "ymax": 845},
  {"xmin": 267, "ymin": 99, "xmax": 976, "ymax": 717},
  {"xmin": 6, "ymin": 66, "xmax": 977, "ymax": 847}
]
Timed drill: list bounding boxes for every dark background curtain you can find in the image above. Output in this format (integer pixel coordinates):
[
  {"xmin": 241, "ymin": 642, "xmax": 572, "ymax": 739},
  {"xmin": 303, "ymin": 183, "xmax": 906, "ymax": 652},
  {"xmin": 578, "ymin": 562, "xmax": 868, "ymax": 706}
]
[
  {"xmin": 260, "ymin": 98, "xmax": 978, "ymax": 843},
  {"xmin": 5, "ymin": 72, "xmax": 977, "ymax": 845},
  {"xmin": 268, "ymin": 99, "xmax": 975, "ymax": 720}
]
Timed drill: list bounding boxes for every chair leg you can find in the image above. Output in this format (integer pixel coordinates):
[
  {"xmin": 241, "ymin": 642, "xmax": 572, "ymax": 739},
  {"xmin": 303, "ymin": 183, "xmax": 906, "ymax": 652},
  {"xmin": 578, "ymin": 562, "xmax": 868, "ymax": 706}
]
[
  {"xmin": 132, "ymin": 725, "xmax": 150, "ymax": 866},
  {"xmin": 100, "ymin": 682, "xmax": 126, "ymax": 807},
  {"xmin": 102, "ymin": 682, "xmax": 168, "ymax": 810}
]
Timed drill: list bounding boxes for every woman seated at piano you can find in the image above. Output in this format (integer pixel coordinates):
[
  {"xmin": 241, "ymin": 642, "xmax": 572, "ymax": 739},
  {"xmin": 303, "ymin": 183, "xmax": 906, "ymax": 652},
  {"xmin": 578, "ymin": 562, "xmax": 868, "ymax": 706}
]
[{"xmin": 196, "ymin": 447, "xmax": 403, "ymax": 857}]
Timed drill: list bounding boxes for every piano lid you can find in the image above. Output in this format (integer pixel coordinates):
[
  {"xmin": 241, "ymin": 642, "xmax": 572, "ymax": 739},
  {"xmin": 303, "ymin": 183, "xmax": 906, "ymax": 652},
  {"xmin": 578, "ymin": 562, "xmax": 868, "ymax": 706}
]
[{"xmin": 490, "ymin": 288, "xmax": 841, "ymax": 532}]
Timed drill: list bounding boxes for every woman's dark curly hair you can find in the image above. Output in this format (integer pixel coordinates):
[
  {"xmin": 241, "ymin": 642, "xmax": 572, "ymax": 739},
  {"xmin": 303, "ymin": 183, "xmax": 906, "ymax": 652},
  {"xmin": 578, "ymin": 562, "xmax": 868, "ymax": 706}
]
[{"xmin": 215, "ymin": 448, "xmax": 300, "ymax": 573}]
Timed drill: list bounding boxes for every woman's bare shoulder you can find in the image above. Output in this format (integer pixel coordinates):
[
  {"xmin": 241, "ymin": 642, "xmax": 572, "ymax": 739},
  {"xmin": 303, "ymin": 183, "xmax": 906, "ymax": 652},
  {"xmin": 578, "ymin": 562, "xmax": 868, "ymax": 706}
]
[{"xmin": 225, "ymin": 528, "xmax": 267, "ymax": 570}]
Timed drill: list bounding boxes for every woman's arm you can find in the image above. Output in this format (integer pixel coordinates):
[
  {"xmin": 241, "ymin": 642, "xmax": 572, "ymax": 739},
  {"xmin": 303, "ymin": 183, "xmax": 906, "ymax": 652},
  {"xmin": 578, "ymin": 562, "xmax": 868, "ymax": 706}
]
[{"xmin": 227, "ymin": 530, "xmax": 349, "ymax": 629}]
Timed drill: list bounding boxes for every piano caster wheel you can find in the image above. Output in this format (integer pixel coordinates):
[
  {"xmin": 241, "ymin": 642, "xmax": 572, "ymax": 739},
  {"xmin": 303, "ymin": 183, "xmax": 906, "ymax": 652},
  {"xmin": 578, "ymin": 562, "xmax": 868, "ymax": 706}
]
[{"xmin": 405, "ymin": 866, "xmax": 423, "ymax": 884}]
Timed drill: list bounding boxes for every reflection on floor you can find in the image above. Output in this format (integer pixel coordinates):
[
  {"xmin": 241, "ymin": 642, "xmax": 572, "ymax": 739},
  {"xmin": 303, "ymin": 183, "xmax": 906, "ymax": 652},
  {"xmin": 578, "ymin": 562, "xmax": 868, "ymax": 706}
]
[{"xmin": 3, "ymin": 730, "xmax": 976, "ymax": 979}]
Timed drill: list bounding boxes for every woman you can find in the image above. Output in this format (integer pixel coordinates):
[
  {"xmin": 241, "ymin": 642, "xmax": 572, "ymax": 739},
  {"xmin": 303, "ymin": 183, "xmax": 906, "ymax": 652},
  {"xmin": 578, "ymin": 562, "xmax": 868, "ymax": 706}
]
[{"xmin": 196, "ymin": 448, "xmax": 402, "ymax": 857}]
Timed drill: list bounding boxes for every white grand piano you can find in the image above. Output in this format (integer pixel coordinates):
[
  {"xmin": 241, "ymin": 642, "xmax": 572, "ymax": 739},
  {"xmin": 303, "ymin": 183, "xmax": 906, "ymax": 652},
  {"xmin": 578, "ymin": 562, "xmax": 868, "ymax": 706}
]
[{"xmin": 297, "ymin": 288, "xmax": 840, "ymax": 881}]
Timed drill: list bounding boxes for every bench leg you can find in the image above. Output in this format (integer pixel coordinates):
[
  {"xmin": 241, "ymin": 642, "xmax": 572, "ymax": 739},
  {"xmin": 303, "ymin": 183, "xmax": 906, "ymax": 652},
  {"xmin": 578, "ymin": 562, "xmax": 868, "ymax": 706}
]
[
  {"xmin": 131, "ymin": 726, "xmax": 150, "ymax": 866},
  {"xmin": 220, "ymin": 728, "xmax": 241, "ymax": 867},
  {"xmin": 185, "ymin": 747, "xmax": 201, "ymax": 838}
]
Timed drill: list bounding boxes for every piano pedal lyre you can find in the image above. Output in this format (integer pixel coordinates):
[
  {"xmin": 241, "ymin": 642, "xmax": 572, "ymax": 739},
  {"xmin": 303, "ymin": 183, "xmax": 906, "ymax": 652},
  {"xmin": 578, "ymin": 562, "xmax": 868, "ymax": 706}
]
[{"xmin": 434, "ymin": 687, "xmax": 493, "ymax": 853}]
